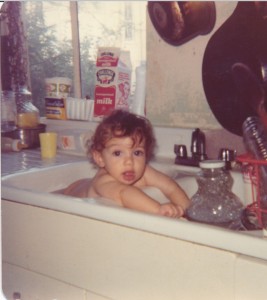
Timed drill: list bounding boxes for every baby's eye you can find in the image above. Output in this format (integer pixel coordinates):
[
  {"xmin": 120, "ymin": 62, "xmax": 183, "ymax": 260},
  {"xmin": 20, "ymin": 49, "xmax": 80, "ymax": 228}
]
[
  {"xmin": 133, "ymin": 150, "xmax": 144, "ymax": 156},
  {"xmin": 113, "ymin": 150, "xmax": 122, "ymax": 157}
]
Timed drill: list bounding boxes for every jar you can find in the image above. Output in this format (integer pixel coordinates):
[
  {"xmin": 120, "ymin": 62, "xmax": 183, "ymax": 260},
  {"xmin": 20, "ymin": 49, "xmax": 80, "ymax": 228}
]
[
  {"xmin": 15, "ymin": 86, "xmax": 40, "ymax": 128},
  {"xmin": 1, "ymin": 90, "xmax": 17, "ymax": 132},
  {"xmin": 186, "ymin": 160, "xmax": 244, "ymax": 228}
]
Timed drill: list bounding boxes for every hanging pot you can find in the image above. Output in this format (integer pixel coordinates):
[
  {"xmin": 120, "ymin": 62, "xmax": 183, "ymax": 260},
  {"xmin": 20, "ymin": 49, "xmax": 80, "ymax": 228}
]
[
  {"xmin": 202, "ymin": 2, "xmax": 267, "ymax": 136},
  {"xmin": 148, "ymin": 1, "xmax": 216, "ymax": 46}
]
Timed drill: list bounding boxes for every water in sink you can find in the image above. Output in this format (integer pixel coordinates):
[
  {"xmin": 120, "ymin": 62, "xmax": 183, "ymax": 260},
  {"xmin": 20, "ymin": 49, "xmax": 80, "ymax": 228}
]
[{"xmin": 51, "ymin": 161, "xmax": 196, "ymax": 206}]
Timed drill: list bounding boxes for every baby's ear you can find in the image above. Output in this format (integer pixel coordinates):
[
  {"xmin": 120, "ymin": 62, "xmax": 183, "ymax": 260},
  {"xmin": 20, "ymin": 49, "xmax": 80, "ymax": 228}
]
[{"xmin": 92, "ymin": 150, "xmax": 105, "ymax": 167}]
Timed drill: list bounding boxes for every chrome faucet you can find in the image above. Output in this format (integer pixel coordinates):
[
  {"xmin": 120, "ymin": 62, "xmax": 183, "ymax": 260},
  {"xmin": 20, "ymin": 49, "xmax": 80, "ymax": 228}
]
[
  {"xmin": 174, "ymin": 128, "xmax": 208, "ymax": 166},
  {"xmin": 191, "ymin": 128, "xmax": 207, "ymax": 161}
]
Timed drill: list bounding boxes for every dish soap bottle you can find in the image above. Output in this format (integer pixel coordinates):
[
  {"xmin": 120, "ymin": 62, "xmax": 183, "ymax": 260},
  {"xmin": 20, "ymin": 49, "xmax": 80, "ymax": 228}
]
[{"xmin": 186, "ymin": 160, "xmax": 244, "ymax": 229}]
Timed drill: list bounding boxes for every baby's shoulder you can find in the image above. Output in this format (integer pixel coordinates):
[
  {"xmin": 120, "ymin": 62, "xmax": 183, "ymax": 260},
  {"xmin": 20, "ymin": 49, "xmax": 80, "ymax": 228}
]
[
  {"xmin": 142, "ymin": 164, "xmax": 169, "ymax": 185},
  {"xmin": 93, "ymin": 170, "xmax": 118, "ymax": 187},
  {"xmin": 143, "ymin": 164, "xmax": 162, "ymax": 178}
]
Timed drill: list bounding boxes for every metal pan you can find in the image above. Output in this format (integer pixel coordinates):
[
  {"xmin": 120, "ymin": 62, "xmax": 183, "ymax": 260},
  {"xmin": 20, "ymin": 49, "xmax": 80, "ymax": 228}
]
[{"xmin": 2, "ymin": 123, "xmax": 46, "ymax": 149}]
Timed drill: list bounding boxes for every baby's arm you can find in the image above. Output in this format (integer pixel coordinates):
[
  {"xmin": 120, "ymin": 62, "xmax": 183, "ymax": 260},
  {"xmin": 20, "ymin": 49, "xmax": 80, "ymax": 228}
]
[
  {"xmin": 120, "ymin": 185, "xmax": 181, "ymax": 217},
  {"xmin": 144, "ymin": 165, "xmax": 191, "ymax": 214},
  {"xmin": 94, "ymin": 178, "xmax": 181, "ymax": 218}
]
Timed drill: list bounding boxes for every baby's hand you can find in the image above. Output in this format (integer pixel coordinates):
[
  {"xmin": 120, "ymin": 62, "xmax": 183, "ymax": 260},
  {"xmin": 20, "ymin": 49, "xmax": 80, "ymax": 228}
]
[{"xmin": 159, "ymin": 203, "xmax": 184, "ymax": 218}]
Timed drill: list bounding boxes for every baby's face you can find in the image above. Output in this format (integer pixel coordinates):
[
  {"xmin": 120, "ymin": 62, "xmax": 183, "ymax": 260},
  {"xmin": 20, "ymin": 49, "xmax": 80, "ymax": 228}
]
[{"xmin": 98, "ymin": 136, "xmax": 146, "ymax": 185}]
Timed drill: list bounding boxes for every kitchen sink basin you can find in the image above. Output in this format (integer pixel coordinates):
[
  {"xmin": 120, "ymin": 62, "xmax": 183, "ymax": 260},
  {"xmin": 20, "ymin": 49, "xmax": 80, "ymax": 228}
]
[
  {"xmin": 2, "ymin": 158, "xmax": 267, "ymax": 261},
  {"xmin": 2, "ymin": 160, "xmax": 199, "ymax": 206},
  {"xmin": 1, "ymin": 159, "xmax": 245, "ymax": 202}
]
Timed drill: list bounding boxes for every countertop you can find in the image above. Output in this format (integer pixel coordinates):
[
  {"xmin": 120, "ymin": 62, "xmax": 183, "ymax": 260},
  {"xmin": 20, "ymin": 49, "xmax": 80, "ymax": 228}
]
[{"xmin": 1, "ymin": 149, "xmax": 87, "ymax": 177}]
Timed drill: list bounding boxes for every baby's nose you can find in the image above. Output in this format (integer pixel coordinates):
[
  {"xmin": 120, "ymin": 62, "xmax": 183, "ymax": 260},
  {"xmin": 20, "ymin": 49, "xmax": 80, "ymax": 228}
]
[{"xmin": 124, "ymin": 155, "xmax": 134, "ymax": 165}]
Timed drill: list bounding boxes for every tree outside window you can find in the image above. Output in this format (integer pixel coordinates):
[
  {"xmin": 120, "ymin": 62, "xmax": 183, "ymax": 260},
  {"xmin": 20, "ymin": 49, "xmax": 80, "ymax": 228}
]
[{"xmin": 23, "ymin": 1, "xmax": 146, "ymax": 116}]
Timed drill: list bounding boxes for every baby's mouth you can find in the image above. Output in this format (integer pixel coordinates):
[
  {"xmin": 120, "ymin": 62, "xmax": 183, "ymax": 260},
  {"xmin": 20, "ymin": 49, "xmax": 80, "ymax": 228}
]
[{"xmin": 122, "ymin": 171, "xmax": 135, "ymax": 182}]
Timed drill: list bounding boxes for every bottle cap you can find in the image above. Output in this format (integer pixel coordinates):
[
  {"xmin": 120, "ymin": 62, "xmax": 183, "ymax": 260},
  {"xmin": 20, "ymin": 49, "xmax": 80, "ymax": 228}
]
[{"xmin": 199, "ymin": 160, "xmax": 225, "ymax": 169}]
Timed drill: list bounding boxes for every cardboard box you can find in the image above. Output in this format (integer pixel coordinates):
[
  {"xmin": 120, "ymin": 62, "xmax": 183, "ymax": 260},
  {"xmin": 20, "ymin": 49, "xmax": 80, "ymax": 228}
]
[
  {"xmin": 45, "ymin": 77, "xmax": 72, "ymax": 98},
  {"xmin": 45, "ymin": 97, "xmax": 67, "ymax": 120},
  {"xmin": 94, "ymin": 47, "xmax": 132, "ymax": 117},
  {"xmin": 44, "ymin": 77, "xmax": 71, "ymax": 120}
]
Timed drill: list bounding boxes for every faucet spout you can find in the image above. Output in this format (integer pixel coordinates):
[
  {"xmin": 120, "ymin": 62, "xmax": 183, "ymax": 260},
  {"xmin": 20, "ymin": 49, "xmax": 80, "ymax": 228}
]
[
  {"xmin": 191, "ymin": 128, "xmax": 207, "ymax": 160},
  {"xmin": 174, "ymin": 128, "xmax": 208, "ymax": 167}
]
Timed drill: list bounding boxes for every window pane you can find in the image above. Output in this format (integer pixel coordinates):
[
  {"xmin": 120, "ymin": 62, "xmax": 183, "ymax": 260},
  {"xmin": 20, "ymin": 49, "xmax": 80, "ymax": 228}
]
[
  {"xmin": 25, "ymin": 1, "xmax": 72, "ymax": 115},
  {"xmin": 78, "ymin": 1, "xmax": 147, "ymax": 99},
  {"xmin": 24, "ymin": 1, "xmax": 146, "ymax": 116}
]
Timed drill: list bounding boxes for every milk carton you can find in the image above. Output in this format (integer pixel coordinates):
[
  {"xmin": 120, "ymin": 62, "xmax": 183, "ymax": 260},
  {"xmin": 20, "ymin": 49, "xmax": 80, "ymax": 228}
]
[{"xmin": 94, "ymin": 47, "xmax": 132, "ymax": 117}]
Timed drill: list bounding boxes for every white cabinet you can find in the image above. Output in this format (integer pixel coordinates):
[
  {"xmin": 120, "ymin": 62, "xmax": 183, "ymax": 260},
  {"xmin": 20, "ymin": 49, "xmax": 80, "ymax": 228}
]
[
  {"xmin": 2, "ymin": 263, "xmax": 108, "ymax": 300},
  {"xmin": 2, "ymin": 200, "xmax": 267, "ymax": 300},
  {"xmin": 235, "ymin": 255, "xmax": 267, "ymax": 300}
]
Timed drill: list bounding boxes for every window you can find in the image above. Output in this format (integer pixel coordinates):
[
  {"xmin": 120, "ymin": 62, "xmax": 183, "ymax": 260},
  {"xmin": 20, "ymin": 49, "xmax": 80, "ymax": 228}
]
[{"xmin": 23, "ymin": 1, "xmax": 146, "ymax": 115}]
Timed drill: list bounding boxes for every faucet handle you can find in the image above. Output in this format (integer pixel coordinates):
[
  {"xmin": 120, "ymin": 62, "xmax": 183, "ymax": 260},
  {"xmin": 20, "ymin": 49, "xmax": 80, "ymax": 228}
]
[
  {"xmin": 218, "ymin": 148, "xmax": 237, "ymax": 170},
  {"xmin": 174, "ymin": 144, "xmax": 188, "ymax": 158},
  {"xmin": 191, "ymin": 128, "xmax": 200, "ymax": 155},
  {"xmin": 191, "ymin": 128, "xmax": 207, "ymax": 159}
]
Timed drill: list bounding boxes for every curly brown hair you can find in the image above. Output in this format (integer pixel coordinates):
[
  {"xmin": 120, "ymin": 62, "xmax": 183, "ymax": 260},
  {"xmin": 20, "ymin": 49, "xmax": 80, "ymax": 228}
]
[{"xmin": 89, "ymin": 110, "xmax": 156, "ymax": 162}]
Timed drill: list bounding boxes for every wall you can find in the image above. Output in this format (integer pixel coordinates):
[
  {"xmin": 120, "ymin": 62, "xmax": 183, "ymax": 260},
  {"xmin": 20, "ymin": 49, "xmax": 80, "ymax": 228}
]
[
  {"xmin": 146, "ymin": 2, "xmax": 237, "ymax": 129},
  {"xmin": 146, "ymin": 2, "xmax": 248, "ymax": 157}
]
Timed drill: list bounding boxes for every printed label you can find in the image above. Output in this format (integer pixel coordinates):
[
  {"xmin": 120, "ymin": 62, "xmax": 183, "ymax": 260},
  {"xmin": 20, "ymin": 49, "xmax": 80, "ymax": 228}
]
[
  {"xmin": 96, "ymin": 69, "xmax": 116, "ymax": 84},
  {"xmin": 94, "ymin": 86, "xmax": 116, "ymax": 116},
  {"xmin": 60, "ymin": 135, "xmax": 76, "ymax": 150},
  {"xmin": 45, "ymin": 97, "xmax": 67, "ymax": 120},
  {"xmin": 94, "ymin": 47, "xmax": 131, "ymax": 117}
]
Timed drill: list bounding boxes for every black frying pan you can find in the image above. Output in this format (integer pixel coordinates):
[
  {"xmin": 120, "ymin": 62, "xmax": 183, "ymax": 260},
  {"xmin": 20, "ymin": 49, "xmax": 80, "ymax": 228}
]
[{"xmin": 202, "ymin": 1, "xmax": 267, "ymax": 136}]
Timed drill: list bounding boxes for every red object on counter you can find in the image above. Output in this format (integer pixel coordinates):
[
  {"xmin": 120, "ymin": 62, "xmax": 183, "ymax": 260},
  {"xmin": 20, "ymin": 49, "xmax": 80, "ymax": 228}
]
[{"xmin": 237, "ymin": 154, "xmax": 267, "ymax": 229}]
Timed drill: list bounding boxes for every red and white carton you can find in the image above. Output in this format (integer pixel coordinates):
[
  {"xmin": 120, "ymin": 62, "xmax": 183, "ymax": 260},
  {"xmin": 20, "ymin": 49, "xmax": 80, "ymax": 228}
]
[{"xmin": 94, "ymin": 47, "xmax": 132, "ymax": 117}]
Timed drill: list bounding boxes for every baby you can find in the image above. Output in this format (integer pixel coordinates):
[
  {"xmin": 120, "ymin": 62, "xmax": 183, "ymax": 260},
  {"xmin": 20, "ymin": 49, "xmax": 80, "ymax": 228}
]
[{"xmin": 63, "ymin": 109, "xmax": 190, "ymax": 218}]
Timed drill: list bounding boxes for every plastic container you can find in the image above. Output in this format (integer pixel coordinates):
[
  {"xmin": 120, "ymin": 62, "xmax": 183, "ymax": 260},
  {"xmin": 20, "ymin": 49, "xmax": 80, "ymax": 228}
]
[
  {"xmin": 131, "ymin": 60, "xmax": 146, "ymax": 116},
  {"xmin": 57, "ymin": 129, "xmax": 94, "ymax": 156},
  {"xmin": 66, "ymin": 98, "xmax": 94, "ymax": 121},
  {"xmin": 45, "ymin": 77, "xmax": 72, "ymax": 98},
  {"xmin": 186, "ymin": 160, "xmax": 244, "ymax": 229}
]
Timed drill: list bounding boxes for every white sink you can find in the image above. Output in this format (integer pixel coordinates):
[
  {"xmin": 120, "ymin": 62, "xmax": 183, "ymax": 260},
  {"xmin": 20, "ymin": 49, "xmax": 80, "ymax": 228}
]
[
  {"xmin": 0, "ymin": 157, "xmax": 249, "ymax": 227},
  {"xmin": 2, "ymin": 159, "xmax": 199, "ymax": 206},
  {"xmin": 2, "ymin": 158, "xmax": 267, "ymax": 261},
  {"xmin": 1, "ymin": 159, "xmax": 245, "ymax": 202}
]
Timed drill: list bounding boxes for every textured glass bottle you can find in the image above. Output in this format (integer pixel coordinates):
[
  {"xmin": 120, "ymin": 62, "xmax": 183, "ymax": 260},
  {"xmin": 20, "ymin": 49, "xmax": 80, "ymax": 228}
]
[
  {"xmin": 1, "ymin": 90, "xmax": 17, "ymax": 132},
  {"xmin": 186, "ymin": 160, "xmax": 244, "ymax": 228},
  {"xmin": 15, "ymin": 86, "xmax": 39, "ymax": 128}
]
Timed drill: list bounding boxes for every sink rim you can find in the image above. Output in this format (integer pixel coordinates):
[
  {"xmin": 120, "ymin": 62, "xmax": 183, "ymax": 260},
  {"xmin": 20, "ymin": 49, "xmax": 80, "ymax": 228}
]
[{"xmin": 1, "ymin": 159, "xmax": 266, "ymax": 261}]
